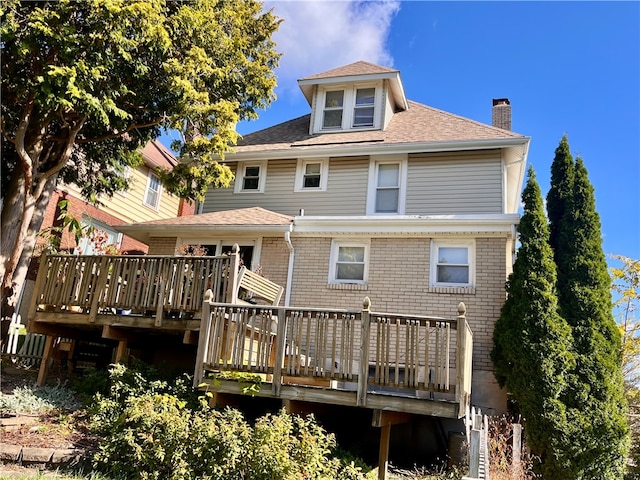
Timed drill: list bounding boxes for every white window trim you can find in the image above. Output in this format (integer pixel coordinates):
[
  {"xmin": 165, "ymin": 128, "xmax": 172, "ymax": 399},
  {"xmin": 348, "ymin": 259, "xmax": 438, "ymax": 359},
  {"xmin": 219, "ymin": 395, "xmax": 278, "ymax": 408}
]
[
  {"xmin": 234, "ymin": 161, "xmax": 267, "ymax": 193},
  {"xmin": 313, "ymin": 83, "xmax": 381, "ymax": 134},
  {"xmin": 430, "ymin": 239, "xmax": 476, "ymax": 288},
  {"xmin": 143, "ymin": 171, "xmax": 161, "ymax": 210},
  {"xmin": 294, "ymin": 158, "xmax": 329, "ymax": 192},
  {"xmin": 328, "ymin": 239, "xmax": 370, "ymax": 285},
  {"xmin": 366, "ymin": 154, "xmax": 407, "ymax": 215}
]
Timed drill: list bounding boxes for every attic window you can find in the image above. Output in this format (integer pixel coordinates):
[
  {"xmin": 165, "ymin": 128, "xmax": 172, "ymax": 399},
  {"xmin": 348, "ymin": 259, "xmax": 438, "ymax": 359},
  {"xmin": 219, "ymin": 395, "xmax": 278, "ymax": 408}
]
[
  {"xmin": 315, "ymin": 84, "xmax": 380, "ymax": 133},
  {"xmin": 353, "ymin": 88, "xmax": 375, "ymax": 127},
  {"xmin": 323, "ymin": 90, "xmax": 344, "ymax": 129}
]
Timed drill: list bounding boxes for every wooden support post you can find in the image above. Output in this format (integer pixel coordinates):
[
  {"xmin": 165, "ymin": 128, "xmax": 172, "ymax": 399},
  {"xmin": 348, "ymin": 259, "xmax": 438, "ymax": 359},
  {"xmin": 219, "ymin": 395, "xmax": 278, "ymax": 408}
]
[
  {"xmin": 36, "ymin": 335, "xmax": 55, "ymax": 386},
  {"xmin": 378, "ymin": 424, "xmax": 391, "ymax": 480},
  {"xmin": 89, "ymin": 257, "xmax": 110, "ymax": 323},
  {"xmin": 358, "ymin": 297, "xmax": 371, "ymax": 407},
  {"xmin": 27, "ymin": 253, "xmax": 49, "ymax": 323},
  {"xmin": 227, "ymin": 244, "xmax": 241, "ymax": 303},
  {"xmin": 155, "ymin": 277, "xmax": 166, "ymax": 327},
  {"xmin": 272, "ymin": 307, "xmax": 286, "ymax": 396},
  {"xmin": 194, "ymin": 289, "xmax": 213, "ymax": 388},
  {"xmin": 114, "ymin": 339, "xmax": 128, "ymax": 363}
]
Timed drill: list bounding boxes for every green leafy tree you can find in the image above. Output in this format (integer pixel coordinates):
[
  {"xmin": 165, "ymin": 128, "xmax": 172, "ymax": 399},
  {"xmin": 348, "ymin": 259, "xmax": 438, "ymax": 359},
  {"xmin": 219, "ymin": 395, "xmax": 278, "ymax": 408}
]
[
  {"xmin": 492, "ymin": 166, "xmax": 574, "ymax": 477},
  {"xmin": 610, "ymin": 255, "xmax": 640, "ymax": 476},
  {"xmin": 0, "ymin": 0, "xmax": 280, "ymax": 332},
  {"xmin": 548, "ymin": 142, "xmax": 629, "ymax": 479}
]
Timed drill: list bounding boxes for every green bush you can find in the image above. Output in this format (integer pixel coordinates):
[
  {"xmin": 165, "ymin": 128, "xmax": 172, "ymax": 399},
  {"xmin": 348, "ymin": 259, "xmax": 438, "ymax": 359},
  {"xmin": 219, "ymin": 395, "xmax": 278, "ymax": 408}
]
[{"xmin": 89, "ymin": 364, "xmax": 373, "ymax": 480}]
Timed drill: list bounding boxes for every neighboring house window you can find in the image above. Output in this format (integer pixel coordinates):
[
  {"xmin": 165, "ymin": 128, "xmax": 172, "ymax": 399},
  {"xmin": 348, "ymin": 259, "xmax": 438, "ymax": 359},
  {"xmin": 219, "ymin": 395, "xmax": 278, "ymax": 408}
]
[
  {"xmin": 295, "ymin": 158, "xmax": 329, "ymax": 191},
  {"xmin": 144, "ymin": 171, "xmax": 161, "ymax": 209},
  {"xmin": 235, "ymin": 162, "xmax": 267, "ymax": 193},
  {"xmin": 430, "ymin": 240, "xmax": 475, "ymax": 287},
  {"xmin": 77, "ymin": 216, "xmax": 122, "ymax": 255},
  {"xmin": 315, "ymin": 84, "xmax": 380, "ymax": 132},
  {"xmin": 353, "ymin": 88, "xmax": 375, "ymax": 127},
  {"xmin": 323, "ymin": 90, "xmax": 344, "ymax": 129},
  {"xmin": 329, "ymin": 240, "xmax": 369, "ymax": 284},
  {"xmin": 366, "ymin": 156, "xmax": 407, "ymax": 215}
]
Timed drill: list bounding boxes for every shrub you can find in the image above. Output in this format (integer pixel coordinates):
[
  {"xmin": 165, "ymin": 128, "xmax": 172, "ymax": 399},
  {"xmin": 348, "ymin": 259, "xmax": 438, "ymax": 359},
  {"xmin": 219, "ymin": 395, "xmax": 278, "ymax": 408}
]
[{"xmin": 89, "ymin": 363, "xmax": 373, "ymax": 480}]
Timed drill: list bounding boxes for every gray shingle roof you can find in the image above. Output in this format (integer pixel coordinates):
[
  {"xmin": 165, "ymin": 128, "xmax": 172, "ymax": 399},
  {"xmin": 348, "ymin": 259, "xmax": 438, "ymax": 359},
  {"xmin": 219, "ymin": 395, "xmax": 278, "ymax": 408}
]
[
  {"xmin": 298, "ymin": 61, "xmax": 399, "ymax": 81},
  {"xmin": 234, "ymin": 100, "xmax": 525, "ymax": 155}
]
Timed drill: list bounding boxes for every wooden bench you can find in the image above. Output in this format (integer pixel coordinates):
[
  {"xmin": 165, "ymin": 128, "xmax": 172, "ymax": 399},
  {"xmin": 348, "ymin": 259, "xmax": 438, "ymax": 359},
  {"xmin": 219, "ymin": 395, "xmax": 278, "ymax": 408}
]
[{"xmin": 236, "ymin": 266, "xmax": 284, "ymax": 306}]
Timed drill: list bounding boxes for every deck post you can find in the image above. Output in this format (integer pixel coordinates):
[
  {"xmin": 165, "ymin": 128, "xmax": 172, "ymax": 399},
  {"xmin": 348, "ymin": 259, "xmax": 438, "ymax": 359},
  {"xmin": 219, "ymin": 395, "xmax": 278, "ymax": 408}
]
[
  {"xmin": 27, "ymin": 253, "xmax": 49, "ymax": 323},
  {"xmin": 227, "ymin": 244, "xmax": 241, "ymax": 303},
  {"xmin": 455, "ymin": 302, "xmax": 468, "ymax": 408},
  {"xmin": 357, "ymin": 297, "xmax": 371, "ymax": 407},
  {"xmin": 272, "ymin": 307, "xmax": 286, "ymax": 396},
  {"xmin": 88, "ymin": 256, "xmax": 110, "ymax": 323},
  {"xmin": 194, "ymin": 289, "xmax": 213, "ymax": 388},
  {"xmin": 36, "ymin": 335, "xmax": 55, "ymax": 386},
  {"xmin": 378, "ymin": 423, "xmax": 391, "ymax": 480}
]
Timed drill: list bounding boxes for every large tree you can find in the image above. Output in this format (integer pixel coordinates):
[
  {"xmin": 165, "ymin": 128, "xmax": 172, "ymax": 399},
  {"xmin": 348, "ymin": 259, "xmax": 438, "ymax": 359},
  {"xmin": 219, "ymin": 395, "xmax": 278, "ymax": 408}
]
[
  {"xmin": 0, "ymin": 0, "xmax": 280, "ymax": 331},
  {"xmin": 547, "ymin": 142, "xmax": 629, "ymax": 479},
  {"xmin": 491, "ymin": 166, "xmax": 574, "ymax": 477}
]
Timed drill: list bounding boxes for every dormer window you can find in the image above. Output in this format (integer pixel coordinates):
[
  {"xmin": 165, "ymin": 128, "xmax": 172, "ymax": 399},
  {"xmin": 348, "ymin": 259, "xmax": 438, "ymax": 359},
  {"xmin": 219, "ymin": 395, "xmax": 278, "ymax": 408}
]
[
  {"xmin": 323, "ymin": 90, "xmax": 344, "ymax": 129},
  {"xmin": 314, "ymin": 84, "xmax": 381, "ymax": 133},
  {"xmin": 353, "ymin": 88, "xmax": 375, "ymax": 127}
]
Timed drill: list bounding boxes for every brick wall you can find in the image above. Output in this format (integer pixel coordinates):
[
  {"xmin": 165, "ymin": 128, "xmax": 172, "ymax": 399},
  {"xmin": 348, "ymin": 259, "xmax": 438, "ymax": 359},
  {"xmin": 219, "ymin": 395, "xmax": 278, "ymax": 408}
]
[
  {"xmin": 147, "ymin": 237, "xmax": 179, "ymax": 255},
  {"xmin": 286, "ymin": 235, "xmax": 509, "ymax": 411}
]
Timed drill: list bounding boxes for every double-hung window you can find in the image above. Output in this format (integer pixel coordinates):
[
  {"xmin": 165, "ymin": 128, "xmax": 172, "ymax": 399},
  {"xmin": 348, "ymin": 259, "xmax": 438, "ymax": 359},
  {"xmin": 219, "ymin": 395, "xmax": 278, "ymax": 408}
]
[
  {"xmin": 367, "ymin": 155, "xmax": 407, "ymax": 215},
  {"xmin": 430, "ymin": 240, "xmax": 475, "ymax": 287},
  {"xmin": 323, "ymin": 90, "xmax": 344, "ymax": 129},
  {"xmin": 295, "ymin": 158, "xmax": 329, "ymax": 191},
  {"xmin": 316, "ymin": 85, "xmax": 379, "ymax": 133},
  {"xmin": 329, "ymin": 240, "xmax": 369, "ymax": 284},
  {"xmin": 235, "ymin": 162, "xmax": 267, "ymax": 193},
  {"xmin": 353, "ymin": 88, "xmax": 375, "ymax": 127},
  {"xmin": 375, "ymin": 163, "xmax": 400, "ymax": 213},
  {"xmin": 144, "ymin": 171, "xmax": 161, "ymax": 209}
]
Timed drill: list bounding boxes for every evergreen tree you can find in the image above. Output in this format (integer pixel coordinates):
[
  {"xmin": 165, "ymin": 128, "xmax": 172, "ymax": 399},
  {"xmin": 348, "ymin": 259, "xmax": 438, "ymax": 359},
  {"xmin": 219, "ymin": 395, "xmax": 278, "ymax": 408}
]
[
  {"xmin": 546, "ymin": 134, "xmax": 574, "ymax": 261},
  {"xmin": 491, "ymin": 166, "xmax": 574, "ymax": 477},
  {"xmin": 556, "ymin": 156, "xmax": 629, "ymax": 479}
]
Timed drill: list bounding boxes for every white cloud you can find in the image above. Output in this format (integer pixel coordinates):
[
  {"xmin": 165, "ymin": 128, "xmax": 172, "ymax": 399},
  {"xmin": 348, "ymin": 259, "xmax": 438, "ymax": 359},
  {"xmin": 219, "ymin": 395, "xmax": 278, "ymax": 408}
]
[{"xmin": 265, "ymin": 1, "xmax": 400, "ymax": 99}]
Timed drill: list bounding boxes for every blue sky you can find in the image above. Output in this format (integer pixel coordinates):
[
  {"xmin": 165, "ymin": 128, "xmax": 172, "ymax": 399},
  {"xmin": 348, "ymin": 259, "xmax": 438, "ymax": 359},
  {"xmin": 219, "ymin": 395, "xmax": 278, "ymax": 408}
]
[{"xmin": 165, "ymin": 1, "xmax": 640, "ymax": 261}]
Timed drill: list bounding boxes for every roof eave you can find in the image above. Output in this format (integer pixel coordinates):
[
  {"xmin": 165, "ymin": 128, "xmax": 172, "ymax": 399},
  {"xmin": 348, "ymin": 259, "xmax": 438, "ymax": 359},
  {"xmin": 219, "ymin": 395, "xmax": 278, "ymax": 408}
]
[
  {"xmin": 117, "ymin": 224, "xmax": 293, "ymax": 246},
  {"xmin": 226, "ymin": 137, "xmax": 531, "ymax": 162}
]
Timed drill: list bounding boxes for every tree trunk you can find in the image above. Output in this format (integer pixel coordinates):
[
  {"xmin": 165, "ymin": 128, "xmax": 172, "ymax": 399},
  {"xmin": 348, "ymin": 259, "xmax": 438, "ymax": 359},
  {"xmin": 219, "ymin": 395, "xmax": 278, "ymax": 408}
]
[{"xmin": 1, "ymin": 168, "xmax": 59, "ymax": 345}]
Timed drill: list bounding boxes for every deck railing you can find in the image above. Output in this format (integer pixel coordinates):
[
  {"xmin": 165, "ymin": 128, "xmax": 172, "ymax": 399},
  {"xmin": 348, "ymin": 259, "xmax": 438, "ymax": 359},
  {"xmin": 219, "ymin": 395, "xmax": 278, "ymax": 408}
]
[
  {"xmin": 30, "ymin": 253, "xmax": 237, "ymax": 323},
  {"xmin": 195, "ymin": 296, "xmax": 473, "ymax": 415}
]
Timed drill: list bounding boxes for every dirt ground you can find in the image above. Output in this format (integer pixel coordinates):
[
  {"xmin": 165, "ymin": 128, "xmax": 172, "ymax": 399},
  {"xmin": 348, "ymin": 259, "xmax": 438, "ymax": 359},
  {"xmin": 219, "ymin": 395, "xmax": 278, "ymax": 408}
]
[{"xmin": 1, "ymin": 363, "xmax": 95, "ymax": 450}]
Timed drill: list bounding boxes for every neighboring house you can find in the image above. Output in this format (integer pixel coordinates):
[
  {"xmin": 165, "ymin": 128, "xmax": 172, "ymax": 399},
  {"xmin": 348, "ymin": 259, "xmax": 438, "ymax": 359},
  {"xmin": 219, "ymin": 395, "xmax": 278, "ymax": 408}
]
[
  {"xmin": 19, "ymin": 139, "xmax": 194, "ymax": 316},
  {"xmin": 118, "ymin": 61, "xmax": 530, "ymax": 414}
]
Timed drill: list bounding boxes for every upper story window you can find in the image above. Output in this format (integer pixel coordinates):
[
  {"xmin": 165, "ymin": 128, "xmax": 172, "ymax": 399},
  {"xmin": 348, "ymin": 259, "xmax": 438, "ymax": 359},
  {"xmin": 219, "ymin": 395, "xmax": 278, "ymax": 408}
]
[
  {"xmin": 329, "ymin": 240, "xmax": 369, "ymax": 284},
  {"xmin": 430, "ymin": 240, "xmax": 475, "ymax": 287},
  {"xmin": 323, "ymin": 90, "xmax": 344, "ymax": 129},
  {"xmin": 314, "ymin": 84, "xmax": 380, "ymax": 133},
  {"xmin": 366, "ymin": 155, "xmax": 407, "ymax": 215},
  {"xmin": 353, "ymin": 88, "xmax": 375, "ymax": 127},
  {"xmin": 234, "ymin": 162, "xmax": 267, "ymax": 193},
  {"xmin": 295, "ymin": 158, "xmax": 329, "ymax": 192},
  {"xmin": 144, "ymin": 171, "xmax": 161, "ymax": 210}
]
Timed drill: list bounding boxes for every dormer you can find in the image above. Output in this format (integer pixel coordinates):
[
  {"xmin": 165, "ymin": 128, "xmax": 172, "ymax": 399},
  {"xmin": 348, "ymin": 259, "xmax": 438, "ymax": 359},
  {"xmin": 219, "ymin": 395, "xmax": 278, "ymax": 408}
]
[{"xmin": 297, "ymin": 61, "xmax": 409, "ymax": 135}]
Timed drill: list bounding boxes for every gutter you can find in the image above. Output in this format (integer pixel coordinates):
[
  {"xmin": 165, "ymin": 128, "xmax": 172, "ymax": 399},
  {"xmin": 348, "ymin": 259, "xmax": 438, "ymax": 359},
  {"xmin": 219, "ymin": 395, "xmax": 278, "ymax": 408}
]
[
  {"xmin": 284, "ymin": 228, "xmax": 295, "ymax": 307},
  {"xmin": 222, "ymin": 137, "xmax": 531, "ymax": 162}
]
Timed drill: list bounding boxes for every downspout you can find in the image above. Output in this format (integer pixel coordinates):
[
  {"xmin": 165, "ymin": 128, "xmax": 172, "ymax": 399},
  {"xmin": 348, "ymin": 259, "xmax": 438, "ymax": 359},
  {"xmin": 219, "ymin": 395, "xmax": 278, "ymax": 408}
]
[{"xmin": 284, "ymin": 228, "xmax": 295, "ymax": 307}]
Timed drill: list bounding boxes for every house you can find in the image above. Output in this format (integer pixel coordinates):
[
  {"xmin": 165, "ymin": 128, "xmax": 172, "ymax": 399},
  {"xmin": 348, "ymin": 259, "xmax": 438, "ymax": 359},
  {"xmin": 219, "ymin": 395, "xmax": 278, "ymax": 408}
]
[
  {"xmin": 26, "ymin": 61, "xmax": 529, "ymax": 476},
  {"xmin": 118, "ymin": 61, "xmax": 529, "ymax": 414}
]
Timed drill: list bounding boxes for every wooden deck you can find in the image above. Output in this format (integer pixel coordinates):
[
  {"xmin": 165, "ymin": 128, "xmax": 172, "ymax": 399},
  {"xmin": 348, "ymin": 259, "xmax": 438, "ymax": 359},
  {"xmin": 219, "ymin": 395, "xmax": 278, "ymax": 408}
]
[
  {"xmin": 195, "ymin": 298, "xmax": 472, "ymax": 419},
  {"xmin": 28, "ymin": 252, "xmax": 472, "ymax": 419}
]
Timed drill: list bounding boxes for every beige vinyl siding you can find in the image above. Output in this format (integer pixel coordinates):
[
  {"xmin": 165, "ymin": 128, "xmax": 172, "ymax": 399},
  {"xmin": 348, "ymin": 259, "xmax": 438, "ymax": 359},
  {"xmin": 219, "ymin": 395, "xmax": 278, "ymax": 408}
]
[
  {"xmin": 201, "ymin": 156, "xmax": 369, "ymax": 216},
  {"xmin": 61, "ymin": 165, "xmax": 181, "ymax": 223},
  {"xmin": 406, "ymin": 150, "xmax": 503, "ymax": 215}
]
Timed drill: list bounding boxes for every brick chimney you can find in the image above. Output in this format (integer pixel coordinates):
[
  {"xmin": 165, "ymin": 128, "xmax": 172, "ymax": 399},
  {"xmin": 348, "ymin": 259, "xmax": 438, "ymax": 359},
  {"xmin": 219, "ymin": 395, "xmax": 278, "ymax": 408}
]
[{"xmin": 492, "ymin": 98, "xmax": 511, "ymax": 131}]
